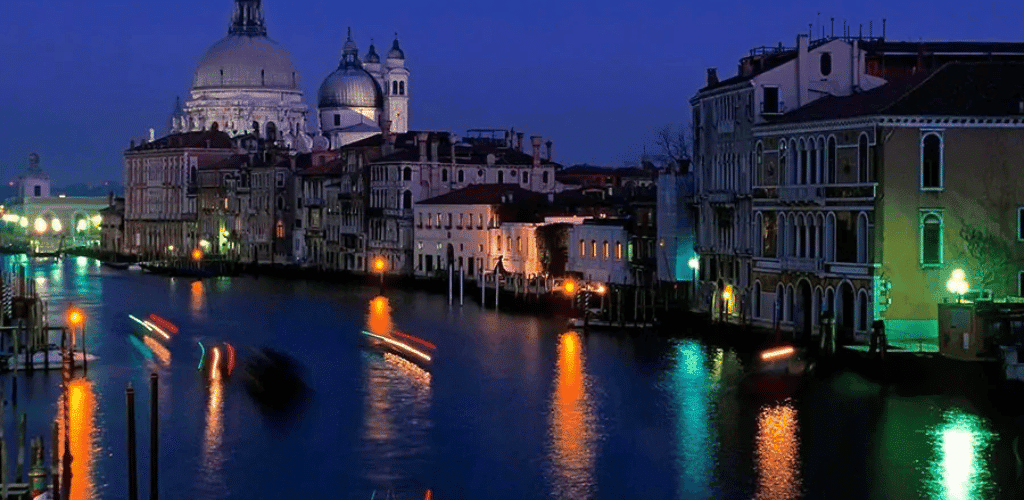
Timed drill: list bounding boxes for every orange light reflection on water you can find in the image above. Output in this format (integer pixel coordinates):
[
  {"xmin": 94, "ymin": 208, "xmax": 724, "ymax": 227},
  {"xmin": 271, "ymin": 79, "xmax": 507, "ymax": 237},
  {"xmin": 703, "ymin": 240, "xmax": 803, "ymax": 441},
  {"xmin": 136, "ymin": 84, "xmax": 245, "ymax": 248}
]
[
  {"xmin": 549, "ymin": 331, "xmax": 597, "ymax": 499},
  {"xmin": 143, "ymin": 335, "xmax": 171, "ymax": 366},
  {"xmin": 57, "ymin": 377, "xmax": 97, "ymax": 500},
  {"xmin": 201, "ymin": 371, "xmax": 226, "ymax": 495},
  {"xmin": 368, "ymin": 296, "xmax": 392, "ymax": 336},
  {"xmin": 755, "ymin": 401, "xmax": 802, "ymax": 500},
  {"xmin": 190, "ymin": 280, "xmax": 205, "ymax": 316}
]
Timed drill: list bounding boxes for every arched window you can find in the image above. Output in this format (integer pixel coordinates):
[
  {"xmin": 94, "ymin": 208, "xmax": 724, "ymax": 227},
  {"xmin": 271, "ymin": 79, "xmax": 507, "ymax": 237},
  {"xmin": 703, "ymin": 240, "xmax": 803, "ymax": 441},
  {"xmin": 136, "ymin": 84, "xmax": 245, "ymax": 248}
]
[
  {"xmin": 402, "ymin": 190, "xmax": 412, "ymax": 210},
  {"xmin": 778, "ymin": 139, "xmax": 788, "ymax": 185},
  {"xmin": 497, "ymin": 235, "xmax": 503, "ymax": 251},
  {"xmin": 615, "ymin": 241, "xmax": 622, "ymax": 260},
  {"xmin": 403, "ymin": 167, "xmax": 412, "ymax": 181},
  {"xmin": 210, "ymin": 121, "xmax": 219, "ymax": 132},
  {"xmin": 857, "ymin": 212, "xmax": 870, "ymax": 263},
  {"xmin": 921, "ymin": 133, "xmax": 943, "ymax": 189},
  {"xmin": 252, "ymin": 121, "xmax": 260, "ymax": 136},
  {"xmin": 920, "ymin": 211, "xmax": 943, "ymax": 266},
  {"xmin": 858, "ymin": 133, "xmax": 870, "ymax": 183},
  {"xmin": 516, "ymin": 237, "xmax": 522, "ymax": 253},
  {"xmin": 827, "ymin": 136, "xmax": 837, "ymax": 184},
  {"xmin": 266, "ymin": 122, "xmax": 277, "ymax": 142},
  {"xmin": 755, "ymin": 142, "xmax": 763, "ymax": 184},
  {"xmin": 506, "ymin": 236, "xmax": 512, "ymax": 252},
  {"xmin": 522, "ymin": 171, "xmax": 529, "ymax": 184},
  {"xmin": 392, "ymin": 81, "xmax": 399, "ymax": 94},
  {"xmin": 820, "ymin": 53, "xmax": 832, "ymax": 76},
  {"xmin": 441, "ymin": 169, "xmax": 448, "ymax": 182},
  {"xmin": 277, "ymin": 196, "xmax": 284, "ymax": 211},
  {"xmin": 399, "ymin": 81, "xmax": 405, "ymax": 95}
]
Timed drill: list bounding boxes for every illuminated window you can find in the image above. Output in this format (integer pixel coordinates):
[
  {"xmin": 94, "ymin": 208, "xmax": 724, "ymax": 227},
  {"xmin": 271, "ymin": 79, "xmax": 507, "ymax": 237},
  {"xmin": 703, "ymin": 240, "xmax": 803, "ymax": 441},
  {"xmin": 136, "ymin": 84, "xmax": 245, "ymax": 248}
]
[
  {"xmin": 921, "ymin": 132, "xmax": 943, "ymax": 190},
  {"xmin": 275, "ymin": 220, "xmax": 284, "ymax": 238},
  {"xmin": 920, "ymin": 210, "xmax": 943, "ymax": 267},
  {"xmin": 516, "ymin": 237, "xmax": 522, "ymax": 253},
  {"xmin": 579, "ymin": 239, "xmax": 585, "ymax": 257},
  {"xmin": 603, "ymin": 241, "xmax": 609, "ymax": 259},
  {"xmin": 506, "ymin": 236, "xmax": 511, "ymax": 252},
  {"xmin": 591, "ymin": 240, "xmax": 597, "ymax": 257},
  {"xmin": 616, "ymin": 241, "xmax": 622, "ymax": 260}
]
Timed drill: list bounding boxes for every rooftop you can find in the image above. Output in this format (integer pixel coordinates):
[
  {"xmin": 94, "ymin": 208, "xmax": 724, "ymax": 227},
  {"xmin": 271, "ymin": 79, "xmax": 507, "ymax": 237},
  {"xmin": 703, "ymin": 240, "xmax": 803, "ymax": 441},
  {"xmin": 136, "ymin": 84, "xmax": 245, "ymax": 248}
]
[{"xmin": 128, "ymin": 130, "xmax": 233, "ymax": 152}]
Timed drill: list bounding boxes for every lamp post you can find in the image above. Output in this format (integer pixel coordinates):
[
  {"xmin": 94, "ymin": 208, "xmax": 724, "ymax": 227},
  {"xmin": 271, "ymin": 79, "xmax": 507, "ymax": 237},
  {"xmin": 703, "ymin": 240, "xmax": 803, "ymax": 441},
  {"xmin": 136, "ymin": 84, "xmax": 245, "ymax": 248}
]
[
  {"xmin": 374, "ymin": 257, "xmax": 386, "ymax": 294},
  {"xmin": 66, "ymin": 305, "xmax": 85, "ymax": 372}
]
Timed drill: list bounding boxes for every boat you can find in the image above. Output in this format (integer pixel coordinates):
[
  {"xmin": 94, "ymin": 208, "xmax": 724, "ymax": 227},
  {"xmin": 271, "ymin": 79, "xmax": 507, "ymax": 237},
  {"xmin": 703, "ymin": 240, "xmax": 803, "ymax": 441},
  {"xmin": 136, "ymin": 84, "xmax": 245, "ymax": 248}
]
[
  {"xmin": 362, "ymin": 330, "xmax": 435, "ymax": 370},
  {"xmin": 5, "ymin": 347, "xmax": 97, "ymax": 371},
  {"xmin": 567, "ymin": 317, "xmax": 655, "ymax": 330},
  {"xmin": 128, "ymin": 263, "xmax": 142, "ymax": 271},
  {"xmin": 101, "ymin": 260, "xmax": 131, "ymax": 270},
  {"xmin": 243, "ymin": 348, "xmax": 310, "ymax": 412},
  {"xmin": 742, "ymin": 344, "xmax": 809, "ymax": 399}
]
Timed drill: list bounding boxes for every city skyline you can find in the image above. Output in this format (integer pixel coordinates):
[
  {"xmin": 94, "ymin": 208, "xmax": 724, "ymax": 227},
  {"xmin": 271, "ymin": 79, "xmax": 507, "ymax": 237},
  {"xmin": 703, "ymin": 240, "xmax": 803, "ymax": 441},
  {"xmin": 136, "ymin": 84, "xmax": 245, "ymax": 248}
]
[{"xmin": 4, "ymin": 0, "xmax": 1024, "ymax": 185}]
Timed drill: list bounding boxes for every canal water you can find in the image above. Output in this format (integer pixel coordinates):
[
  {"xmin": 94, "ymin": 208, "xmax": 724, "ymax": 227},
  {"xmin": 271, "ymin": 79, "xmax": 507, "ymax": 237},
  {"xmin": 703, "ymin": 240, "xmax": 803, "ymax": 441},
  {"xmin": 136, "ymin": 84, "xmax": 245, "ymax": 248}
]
[{"xmin": 0, "ymin": 255, "xmax": 1021, "ymax": 500}]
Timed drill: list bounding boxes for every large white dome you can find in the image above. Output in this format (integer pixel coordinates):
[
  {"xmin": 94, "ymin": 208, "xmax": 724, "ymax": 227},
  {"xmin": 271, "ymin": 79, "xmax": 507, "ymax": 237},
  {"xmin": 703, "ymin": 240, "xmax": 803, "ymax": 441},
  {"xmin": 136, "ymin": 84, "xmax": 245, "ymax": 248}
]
[{"xmin": 191, "ymin": 0, "xmax": 301, "ymax": 91}]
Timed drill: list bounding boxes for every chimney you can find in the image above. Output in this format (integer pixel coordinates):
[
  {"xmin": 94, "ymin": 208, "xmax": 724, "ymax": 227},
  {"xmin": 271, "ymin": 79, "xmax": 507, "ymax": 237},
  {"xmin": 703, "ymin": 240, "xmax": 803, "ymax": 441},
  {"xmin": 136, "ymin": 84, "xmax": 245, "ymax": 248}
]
[
  {"xmin": 449, "ymin": 133, "xmax": 456, "ymax": 165},
  {"xmin": 417, "ymin": 132, "xmax": 429, "ymax": 162},
  {"xmin": 545, "ymin": 140, "xmax": 553, "ymax": 161},
  {"xmin": 130, "ymin": 139, "xmax": 135, "ymax": 149},
  {"xmin": 706, "ymin": 68, "xmax": 718, "ymax": 86},
  {"xmin": 797, "ymin": 34, "xmax": 810, "ymax": 107},
  {"xmin": 149, "ymin": 128, "xmax": 155, "ymax": 143},
  {"xmin": 531, "ymin": 136, "xmax": 542, "ymax": 168},
  {"xmin": 516, "ymin": 132, "xmax": 524, "ymax": 152}
]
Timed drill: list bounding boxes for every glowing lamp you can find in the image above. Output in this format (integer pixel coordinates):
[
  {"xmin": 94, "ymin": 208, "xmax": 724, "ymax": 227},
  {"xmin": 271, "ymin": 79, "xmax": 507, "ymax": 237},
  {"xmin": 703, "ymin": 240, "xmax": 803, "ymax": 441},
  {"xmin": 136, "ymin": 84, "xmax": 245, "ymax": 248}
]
[
  {"xmin": 50, "ymin": 218, "xmax": 62, "ymax": 232},
  {"xmin": 34, "ymin": 217, "xmax": 47, "ymax": 234},
  {"xmin": 563, "ymin": 280, "xmax": 576, "ymax": 295},
  {"xmin": 91, "ymin": 214, "xmax": 102, "ymax": 227},
  {"xmin": 374, "ymin": 257, "xmax": 385, "ymax": 272},
  {"xmin": 192, "ymin": 248, "xmax": 204, "ymax": 261},
  {"xmin": 946, "ymin": 269, "xmax": 969, "ymax": 299},
  {"xmin": 221, "ymin": 230, "xmax": 229, "ymax": 238},
  {"xmin": 199, "ymin": 239, "xmax": 211, "ymax": 250},
  {"xmin": 168, "ymin": 245, "xmax": 175, "ymax": 252},
  {"xmin": 19, "ymin": 217, "xmax": 27, "ymax": 228},
  {"xmin": 76, "ymin": 219, "xmax": 88, "ymax": 232},
  {"xmin": 723, "ymin": 289, "xmax": 732, "ymax": 301},
  {"xmin": 66, "ymin": 307, "xmax": 84, "ymax": 327},
  {"xmin": 688, "ymin": 257, "xmax": 700, "ymax": 270},
  {"xmin": 595, "ymin": 283, "xmax": 606, "ymax": 294}
]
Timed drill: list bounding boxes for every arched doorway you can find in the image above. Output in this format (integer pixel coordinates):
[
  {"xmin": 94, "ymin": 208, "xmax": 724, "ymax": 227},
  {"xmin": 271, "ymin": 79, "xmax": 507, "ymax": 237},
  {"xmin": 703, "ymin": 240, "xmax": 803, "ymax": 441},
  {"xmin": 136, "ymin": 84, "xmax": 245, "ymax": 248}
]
[
  {"xmin": 837, "ymin": 282, "xmax": 855, "ymax": 341},
  {"xmin": 798, "ymin": 280, "xmax": 812, "ymax": 340}
]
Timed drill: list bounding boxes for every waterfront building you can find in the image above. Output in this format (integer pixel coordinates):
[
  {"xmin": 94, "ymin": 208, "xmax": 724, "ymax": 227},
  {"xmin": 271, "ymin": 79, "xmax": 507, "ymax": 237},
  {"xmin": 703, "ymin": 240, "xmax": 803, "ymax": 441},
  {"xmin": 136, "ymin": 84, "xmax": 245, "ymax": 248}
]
[
  {"xmin": 2, "ymin": 153, "xmax": 107, "ymax": 253},
  {"xmin": 368, "ymin": 130, "xmax": 561, "ymax": 276},
  {"xmin": 656, "ymin": 161, "xmax": 697, "ymax": 288},
  {"xmin": 750, "ymin": 61, "xmax": 1024, "ymax": 348},
  {"xmin": 98, "ymin": 194, "xmax": 125, "ymax": 255},
  {"xmin": 567, "ymin": 219, "xmax": 635, "ymax": 286},
  {"xmin": 195, "ymin": 139, "xmax": 304, "ymax": 262},
  {"xmin": 123, "ymin": 130, "xmax": 236, "ymax": 258}
]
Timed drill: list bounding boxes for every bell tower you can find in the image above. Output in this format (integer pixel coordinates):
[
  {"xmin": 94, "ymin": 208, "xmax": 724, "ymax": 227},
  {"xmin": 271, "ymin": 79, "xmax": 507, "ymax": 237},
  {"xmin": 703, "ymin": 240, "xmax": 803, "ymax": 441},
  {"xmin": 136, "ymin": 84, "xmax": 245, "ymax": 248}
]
[{"xmin": 384, "ymin": 34, "xmax": 409, "ymax": 134}]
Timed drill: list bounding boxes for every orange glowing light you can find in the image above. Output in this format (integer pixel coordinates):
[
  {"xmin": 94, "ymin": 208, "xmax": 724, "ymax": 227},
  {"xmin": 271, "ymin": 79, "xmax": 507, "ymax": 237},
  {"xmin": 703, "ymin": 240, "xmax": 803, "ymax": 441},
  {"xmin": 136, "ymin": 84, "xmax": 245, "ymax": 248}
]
[
  {"xmin": 392, "ymin": 330, "xmax": 437, "ymax": 350},
  {"xmin": 225, "ymin": 343, "xmax": 235, "ymax": 375},
  {"xmin": 148, "ymin": 314, "xmax": 179, "ymax": 334},
  {"xmin": 550, "ymin": 331, "xmax": 597, "ymax": 498},
  {"xmin": 374, "ymin": 257, "xmax": 385, "ymax": 272},
  {"xmin": 755, "ymin": 402, "xmax": 802, "ymax": 499},
  {"xmin": 760, "ymin": 346, "xmax": 795, "ymax": 361},
  {"xmin": 144, "ymin": 321, "xmax": 171, "ymax": 341},
  {"xmin": 192, "ymin": 248, "xmax": 204, "ymax": 261},
  {"xmin": 191, "ymin": 280, "xmax": 205, "ymax": 315},
  {"xmin": 210, "ymin": 347, "xmax": 221, "ymax": 380},
  {"xmin": 363, "ymin": 331, "xmax": 433, "ymax": 362},
  {"xmin": 66, "ymin": 307, "xmax": 84, "ymax": 327},
  {"xmin": 368, "ymin": 296, "xmax": 392, "ymax": 336},
  {"xmin": 143, "ymin": 335, "xmax": 171, "ymax": 366},
  {"xmin": 564, "ymin": 281, "xmax": 577, "ymax": 295}
]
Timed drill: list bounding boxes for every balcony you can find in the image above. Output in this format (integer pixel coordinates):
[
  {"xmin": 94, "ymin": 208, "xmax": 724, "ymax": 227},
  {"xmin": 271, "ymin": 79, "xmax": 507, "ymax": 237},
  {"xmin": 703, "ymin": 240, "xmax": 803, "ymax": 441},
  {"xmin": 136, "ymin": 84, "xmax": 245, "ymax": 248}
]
[
  {"xmin": 779, "ymin": 257, "xmax": 823, "ymax": 273},
  {"xmin": 305, "ymin": 197, "xmax": 325, "ymax": 207},
  {"xmin": 752, "ymin": 183, "xmax": 878, "ymax": 206},
  {"xmin": 778, "ymin": 186, "xmax": 824, "ymax": 205},
  {"xmin": 707, "ymin": 191, "xmax": 735, "ymax": 205}
]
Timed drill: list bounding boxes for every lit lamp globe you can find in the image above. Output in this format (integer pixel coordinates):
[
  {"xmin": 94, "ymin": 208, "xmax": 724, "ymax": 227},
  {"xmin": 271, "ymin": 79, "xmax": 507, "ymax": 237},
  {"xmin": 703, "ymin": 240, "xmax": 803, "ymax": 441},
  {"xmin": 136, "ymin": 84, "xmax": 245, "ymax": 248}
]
[
  {"xmin": 33, "ymin": 217, "xmax": 47, "ymax": 234},
  {"xmin": 192, "ymin": 248, "xmax": 204, "ymax": 261},
  {"xmin": 51, "ymin": 219, "xmax": 62, "ymax": 232},
  {"xmin": 374, "ymin": 257, "xmax": 385, "ymax": 272},
  {"xmin": 563, "ymin": 280, "xmax": 576, "ymax": 295},
  {"xmin": 688, "ymin": 257, "xmax": 700, "ymax": 270}
]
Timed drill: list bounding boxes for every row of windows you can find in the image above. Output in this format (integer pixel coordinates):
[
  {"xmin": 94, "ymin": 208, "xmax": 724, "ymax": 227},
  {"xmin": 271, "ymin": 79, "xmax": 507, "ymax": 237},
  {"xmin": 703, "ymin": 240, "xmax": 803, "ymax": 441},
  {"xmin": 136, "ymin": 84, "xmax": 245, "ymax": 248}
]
[
  {"xmin": 577, "ymin": 239, "xmax": 623, "ymax": 260},
  {"xmin": 388, "ymin": 80, "xmax": 406, "ymax": 96},
  {"xmin": 418, "ymin": 212, "xmax": 490, "ymax": 229}
]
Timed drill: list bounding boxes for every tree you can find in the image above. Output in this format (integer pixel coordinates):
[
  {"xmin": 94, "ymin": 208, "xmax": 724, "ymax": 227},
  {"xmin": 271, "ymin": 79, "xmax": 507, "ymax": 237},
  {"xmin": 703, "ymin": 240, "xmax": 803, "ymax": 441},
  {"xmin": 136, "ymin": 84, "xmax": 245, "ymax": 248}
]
[
  {"xmin": 655, "ymin": 123, "xmax": 694, "ymax": 171},
  {"xmin": 958, "ymin": 218, "xmax": 1015, "ymax": 294},
  {"xmin": 536, "ymin": 223, "xmax": 571, "ymax": 276}
]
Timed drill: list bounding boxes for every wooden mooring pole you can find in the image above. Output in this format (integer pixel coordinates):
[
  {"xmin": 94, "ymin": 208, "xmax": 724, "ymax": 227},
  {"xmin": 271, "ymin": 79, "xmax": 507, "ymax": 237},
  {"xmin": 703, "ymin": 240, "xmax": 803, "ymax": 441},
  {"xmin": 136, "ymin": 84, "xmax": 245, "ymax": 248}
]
[
  {"xmin": 126, "ymin": 382, "xmax": 138, "ymax": 500},
  {"xmin": 150, "ymin": 373, "xmax": 159, "ymax": 500}
]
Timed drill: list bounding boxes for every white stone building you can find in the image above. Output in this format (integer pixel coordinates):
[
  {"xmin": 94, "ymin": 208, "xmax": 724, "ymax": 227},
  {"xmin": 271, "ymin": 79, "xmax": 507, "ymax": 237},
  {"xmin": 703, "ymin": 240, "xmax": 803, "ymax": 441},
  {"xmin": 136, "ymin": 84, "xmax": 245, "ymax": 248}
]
[
  {"xmin": 173, "ymin": 0, "xmax": 312, "ymax": 152},
  {"xmin": 567, "ymin": 219, "xmax": 634, "ymax": 286}
]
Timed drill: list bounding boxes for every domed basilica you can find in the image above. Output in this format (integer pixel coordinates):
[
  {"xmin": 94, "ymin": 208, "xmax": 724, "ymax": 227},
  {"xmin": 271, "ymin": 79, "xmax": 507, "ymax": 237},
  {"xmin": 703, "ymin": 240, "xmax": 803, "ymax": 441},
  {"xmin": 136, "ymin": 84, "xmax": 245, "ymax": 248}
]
[{"xmin": 170, "ymin": 0, "xmax": 410, "ymax": 152}]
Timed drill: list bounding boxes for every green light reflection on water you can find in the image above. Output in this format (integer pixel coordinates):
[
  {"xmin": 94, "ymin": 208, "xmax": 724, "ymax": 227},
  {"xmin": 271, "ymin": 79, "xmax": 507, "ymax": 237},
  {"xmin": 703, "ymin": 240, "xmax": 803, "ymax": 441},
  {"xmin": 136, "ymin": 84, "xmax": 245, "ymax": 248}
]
[{"xmin": 926, "ymin": 408, "xmax": 998, "ymax": 500}]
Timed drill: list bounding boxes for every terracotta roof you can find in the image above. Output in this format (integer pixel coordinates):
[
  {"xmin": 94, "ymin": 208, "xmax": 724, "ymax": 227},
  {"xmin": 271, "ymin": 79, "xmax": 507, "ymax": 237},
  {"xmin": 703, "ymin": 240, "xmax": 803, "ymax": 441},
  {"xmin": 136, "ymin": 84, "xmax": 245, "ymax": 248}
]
[
  {"xmin": 128, "ymin": 130, "xmax": 233, "ymax": 151},
  {"xmin": 416, "ymin": 184, "xmax": 548, "ymax": 206},
  {"xmin": 762, "ymin": 62, "xmax": 1024, "ymax": 125},
  {"xmin": 298, "ymin": 157, "xmax": 346, "ymax": 176},
  {"xmin": 199, "ymin": 154, "xmax": 248, "ymax": 171}
]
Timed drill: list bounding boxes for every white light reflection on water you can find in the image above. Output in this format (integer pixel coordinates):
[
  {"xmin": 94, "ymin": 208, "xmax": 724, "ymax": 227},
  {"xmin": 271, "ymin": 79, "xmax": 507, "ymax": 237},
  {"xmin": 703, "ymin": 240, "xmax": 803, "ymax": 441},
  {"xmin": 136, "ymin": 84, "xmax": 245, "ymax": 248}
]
[
  {"xmin": 924, "ymin": 408, "xmax": 998, "ymax": 500},
  {"xmin": 668, "ymin": 340, "xmax": 718, "ymax": 497},
  {"xmin": 548, "ymin": 331, "xmax": 598, "ymax": 499}
]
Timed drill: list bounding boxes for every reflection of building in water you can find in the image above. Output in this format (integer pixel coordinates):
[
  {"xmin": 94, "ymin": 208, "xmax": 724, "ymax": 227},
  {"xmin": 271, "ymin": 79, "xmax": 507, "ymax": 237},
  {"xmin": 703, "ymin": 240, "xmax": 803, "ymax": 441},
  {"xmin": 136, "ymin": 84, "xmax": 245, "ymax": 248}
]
[
  {"xmin": 670, "ymin": 340, "xmax": 716, "ymax": 495},
  {"xmin": 755, "ymin": 401, "xmax": 801, "ymax": 500},
  {"xmin": 201, "ymin": 372, "xmax": 226, "ymax": 496},
  {"xmin": 549, "ymin": 331, "xmax": 597, "ymax": 499},
  {"xmin": 58, "ymin": 377, "xmax": 97, "ymax": 500}
]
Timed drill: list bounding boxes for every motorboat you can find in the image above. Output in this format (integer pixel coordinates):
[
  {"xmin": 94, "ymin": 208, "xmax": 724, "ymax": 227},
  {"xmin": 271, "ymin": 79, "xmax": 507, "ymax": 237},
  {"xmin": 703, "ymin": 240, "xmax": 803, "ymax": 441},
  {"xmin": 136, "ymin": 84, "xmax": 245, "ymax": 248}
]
[
  {"xmin": 243, "ymin": 348, "xmax": 310, "ymax": 412},
  {"xmin": 742, "ymin": 344, "xmax": 810, "ymax": 399},
  {"xmin": 362, "ymin": 330, "xmax": 435, "ymax": 370},
  {"xmin": 101, "ymin": 260, "xmax": 132, "ymax": 270},
  {"xmin": 5, "ymin": 346, "xmax": 97, "ymax": 371}
]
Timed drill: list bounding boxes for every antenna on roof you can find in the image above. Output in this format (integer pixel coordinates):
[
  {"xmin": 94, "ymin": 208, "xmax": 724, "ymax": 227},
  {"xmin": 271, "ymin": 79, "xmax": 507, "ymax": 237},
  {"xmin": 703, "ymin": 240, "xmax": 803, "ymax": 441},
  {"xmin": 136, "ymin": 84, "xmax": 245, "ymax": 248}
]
[
  {"xmin": 831, "ymin": 17, "xmax": 834, "ymax": 38},
  {"xmin": 809, "ymin": 23, "xmax": 812, "ymax": 39},
  {"xmin": 859, "ymin": 24, "xmax": 863, "ymax": 40}
]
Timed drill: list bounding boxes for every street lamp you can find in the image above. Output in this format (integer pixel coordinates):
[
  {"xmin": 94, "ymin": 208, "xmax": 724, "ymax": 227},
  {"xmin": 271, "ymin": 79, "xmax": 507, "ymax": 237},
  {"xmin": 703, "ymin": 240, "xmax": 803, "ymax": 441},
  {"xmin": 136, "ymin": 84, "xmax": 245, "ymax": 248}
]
[
  {"xmin": 722, "ymin": 287, "xmax": 732, "ymax": 322},
  {"xmin": 946, "ymin": 268, "xmax": 969, "ymax": 303},
  {"xmin": 66, "ymin": 304, "xmax": 86, "ymax": 371},
  {"xmin": 192, "ymin": 248, "xmax": 204, "ymax": 261},
  {"xmin": 688, "ymin": 256, "xmax": 699, "ymax": 308},
  {"xmin": 374, "ymin": 257, "xmax": 386, "ymax": 292}
]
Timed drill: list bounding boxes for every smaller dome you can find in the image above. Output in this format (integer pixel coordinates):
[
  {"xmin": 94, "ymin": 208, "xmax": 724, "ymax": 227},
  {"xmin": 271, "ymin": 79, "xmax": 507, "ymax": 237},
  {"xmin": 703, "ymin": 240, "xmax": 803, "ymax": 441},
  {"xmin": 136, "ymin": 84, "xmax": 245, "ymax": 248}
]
[
  {"xmin": 318, "ymin": 66, "xmax": 383, "ymax": 108},
  {"xmin": 364, "ymin": 42, "xmax": 380, "ymax": 64},
  {"xmin": 387, "ymin": 38, "xmax": 405, "ymax": 59}
]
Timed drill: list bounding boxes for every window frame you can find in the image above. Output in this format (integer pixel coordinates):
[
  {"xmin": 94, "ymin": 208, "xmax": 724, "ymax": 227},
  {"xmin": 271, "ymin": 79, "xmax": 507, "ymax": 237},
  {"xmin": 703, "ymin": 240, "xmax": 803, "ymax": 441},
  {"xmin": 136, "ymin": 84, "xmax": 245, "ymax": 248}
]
[
  {"xmin": 1019, "ymin": 271, "xmax": 1024, "ymax": 297},
  {"xmin": 1017, "ymin": 207, "xmax": 1024, "ymax": 241},
  {"xmin": 920, "ymin": 131, "xmax": 945, "ymax": 191},
  {"xmin": 919, "ymin": 209, "xmax": 944, "ymax": 268}
]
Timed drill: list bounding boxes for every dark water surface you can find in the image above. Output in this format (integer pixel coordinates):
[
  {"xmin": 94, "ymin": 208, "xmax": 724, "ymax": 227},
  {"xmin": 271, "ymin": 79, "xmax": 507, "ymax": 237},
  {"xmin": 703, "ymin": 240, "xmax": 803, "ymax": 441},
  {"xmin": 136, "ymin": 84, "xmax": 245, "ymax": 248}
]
[{"xmin": 1, "ymin": 255, "xmax": 1021, "ymax": 499}]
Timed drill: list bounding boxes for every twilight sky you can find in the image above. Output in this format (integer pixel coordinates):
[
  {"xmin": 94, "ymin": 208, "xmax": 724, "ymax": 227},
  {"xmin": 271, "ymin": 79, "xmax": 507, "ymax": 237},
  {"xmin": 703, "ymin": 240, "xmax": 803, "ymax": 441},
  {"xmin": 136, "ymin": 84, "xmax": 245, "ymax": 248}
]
[{"xmin": 2, "ymin": 0, "xmax": 1022, "ymax": 185}]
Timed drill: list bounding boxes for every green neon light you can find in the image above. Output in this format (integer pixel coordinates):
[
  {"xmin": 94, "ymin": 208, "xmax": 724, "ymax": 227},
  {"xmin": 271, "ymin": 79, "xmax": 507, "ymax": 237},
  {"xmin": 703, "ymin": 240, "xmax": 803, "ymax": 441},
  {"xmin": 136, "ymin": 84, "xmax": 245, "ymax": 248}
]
[{"xmin": 198, "ymin": 341, "xmax": 206, "ymax": 370}]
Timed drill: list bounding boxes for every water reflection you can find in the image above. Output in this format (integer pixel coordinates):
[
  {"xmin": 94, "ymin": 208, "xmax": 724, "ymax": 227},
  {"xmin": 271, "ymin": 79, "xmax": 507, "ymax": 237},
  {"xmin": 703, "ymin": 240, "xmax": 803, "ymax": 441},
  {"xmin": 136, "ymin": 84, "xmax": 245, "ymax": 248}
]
[
  {"xmin": 669, "ymin": 340, "xmax": 717, "ymax": 496},
  {"xmin": 57, "ymin": 377, "xmax": 97, "ymax": 500},
  {"xmin": 367, "ymin": 296, "xmax": 392, "ymax": 336},
  {"xmin": 142, "ymin": 335, "xmax": 171, "ymax": 366},
  {"xmin": 925, "ymin": 408, "xmax": 997, "ymax": 499},
  {"xmin": 549, "ymin": 331, "xmax": 597, "ymax": 499},
  {"xmin": 190, "ymin": 280, "xmax": 205, "ymax": 318},
  {"xmin": 755, "ymin": 401, "xmax": 802, "ymax": 500},
  {"xmin": 201, "ymin": 369, "xmax": 226, "ymax": 497}
]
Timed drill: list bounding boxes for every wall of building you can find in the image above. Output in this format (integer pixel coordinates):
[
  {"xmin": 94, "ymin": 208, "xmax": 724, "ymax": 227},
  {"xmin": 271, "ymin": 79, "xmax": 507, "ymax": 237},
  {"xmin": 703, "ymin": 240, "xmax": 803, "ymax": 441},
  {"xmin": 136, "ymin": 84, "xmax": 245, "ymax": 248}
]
[{"xmin": 567, "ymin": 223, "xmax": 632, "ymax": 285}]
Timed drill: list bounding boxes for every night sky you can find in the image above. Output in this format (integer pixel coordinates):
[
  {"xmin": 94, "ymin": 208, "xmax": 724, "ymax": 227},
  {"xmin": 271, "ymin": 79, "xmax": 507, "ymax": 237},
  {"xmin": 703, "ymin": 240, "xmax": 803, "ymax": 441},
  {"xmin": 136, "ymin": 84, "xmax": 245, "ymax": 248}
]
[{"xmin": 2, "ymin": 0, "xmax": 1022, "ymax": 185}]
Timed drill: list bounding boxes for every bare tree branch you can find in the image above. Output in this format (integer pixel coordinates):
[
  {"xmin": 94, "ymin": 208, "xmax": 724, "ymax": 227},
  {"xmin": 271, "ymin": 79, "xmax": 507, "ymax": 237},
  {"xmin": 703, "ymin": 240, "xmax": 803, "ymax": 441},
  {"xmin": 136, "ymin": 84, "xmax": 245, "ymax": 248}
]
[
  {"xmin": 958, "ymin": 216, "xmax": 1014, "ymax": 293},
  {"xmin": 655, "ymin": 124, "xmax": 693, "ymax": 169}
]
